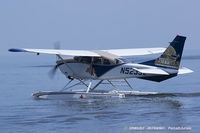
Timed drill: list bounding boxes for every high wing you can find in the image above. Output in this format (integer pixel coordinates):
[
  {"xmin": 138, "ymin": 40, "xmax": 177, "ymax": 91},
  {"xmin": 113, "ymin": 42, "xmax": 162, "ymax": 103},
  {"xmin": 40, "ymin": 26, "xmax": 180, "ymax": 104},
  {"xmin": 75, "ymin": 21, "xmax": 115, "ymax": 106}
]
[
  {"xmin": 9, "ymin": 47, "xmax": 165, "ymax": 57},
  {"xmin": 8, "ymin": 48, "xmax": 100, "ymax": 57},
  {"xmin": 102, "ymin": 48, "xmax": 165, "ymax": 57}
]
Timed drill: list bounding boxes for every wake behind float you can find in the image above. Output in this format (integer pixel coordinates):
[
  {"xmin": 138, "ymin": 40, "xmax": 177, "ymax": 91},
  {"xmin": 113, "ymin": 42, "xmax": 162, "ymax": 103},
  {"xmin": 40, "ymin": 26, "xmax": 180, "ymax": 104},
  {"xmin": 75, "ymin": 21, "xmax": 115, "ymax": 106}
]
[{"xmin": 32, "ymin": 90, "xmax": 159, "ymax": 100}]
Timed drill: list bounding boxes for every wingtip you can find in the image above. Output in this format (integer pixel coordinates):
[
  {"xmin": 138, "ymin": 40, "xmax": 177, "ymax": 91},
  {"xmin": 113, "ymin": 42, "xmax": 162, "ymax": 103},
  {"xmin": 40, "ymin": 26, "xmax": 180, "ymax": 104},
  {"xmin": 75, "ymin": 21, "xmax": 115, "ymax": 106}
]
[
  {"xmin": 8, "ymin": 48, "xmax": 15, "ymax": 52},
  {"xmin": 8, "ymin": 48, "xmax": 26, "ymax": 52}
]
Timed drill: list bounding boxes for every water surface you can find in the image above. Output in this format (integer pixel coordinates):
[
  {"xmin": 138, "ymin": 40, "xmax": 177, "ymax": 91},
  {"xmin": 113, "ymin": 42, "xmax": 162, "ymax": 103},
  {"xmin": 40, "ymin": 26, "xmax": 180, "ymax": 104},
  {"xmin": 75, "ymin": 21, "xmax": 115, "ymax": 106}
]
[{"xmin": 0, "ymin": 55, "xmax": 200, "ymax": 133}]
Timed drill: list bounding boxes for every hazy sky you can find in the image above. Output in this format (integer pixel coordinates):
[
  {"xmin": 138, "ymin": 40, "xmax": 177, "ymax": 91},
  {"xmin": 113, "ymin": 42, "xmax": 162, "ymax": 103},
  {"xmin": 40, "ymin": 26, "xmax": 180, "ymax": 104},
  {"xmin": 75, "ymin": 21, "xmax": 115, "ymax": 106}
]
[{"xmin": 1, "ymin": 0, "xmax": 200, "ymax": 56}]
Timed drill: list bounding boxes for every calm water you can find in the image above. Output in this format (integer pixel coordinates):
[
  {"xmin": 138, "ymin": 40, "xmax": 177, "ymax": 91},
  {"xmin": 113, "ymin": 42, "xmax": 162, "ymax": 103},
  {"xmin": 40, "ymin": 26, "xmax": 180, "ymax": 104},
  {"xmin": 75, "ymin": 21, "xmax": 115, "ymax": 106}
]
[{"xmin": 0, "ymin": 55, "xmax": 200, "ymax": 133}]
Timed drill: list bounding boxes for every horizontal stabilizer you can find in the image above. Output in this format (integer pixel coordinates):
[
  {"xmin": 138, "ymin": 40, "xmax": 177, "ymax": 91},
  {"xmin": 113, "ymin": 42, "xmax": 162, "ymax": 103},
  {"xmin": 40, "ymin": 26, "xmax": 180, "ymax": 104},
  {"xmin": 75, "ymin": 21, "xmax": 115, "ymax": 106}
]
[
  {"xmin": 134, "ymin": 68, "xmax": 169, "ymax": 75},
  {"xmin": 178, "ymin": 67, "xmax": 193, "ymax": 74}
]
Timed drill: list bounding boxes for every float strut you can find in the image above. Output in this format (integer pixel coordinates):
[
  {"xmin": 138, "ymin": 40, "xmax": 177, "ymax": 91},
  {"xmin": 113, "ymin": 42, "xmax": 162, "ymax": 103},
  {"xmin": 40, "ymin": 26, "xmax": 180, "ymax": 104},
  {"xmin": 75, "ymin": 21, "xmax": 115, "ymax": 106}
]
[
  {"xmin": 90, "ymin": 80, "xmax": 103, "ymax": 91},
  {"xmin": 86, "ymin": 81, "xmax": 92, "ymax": 93}
]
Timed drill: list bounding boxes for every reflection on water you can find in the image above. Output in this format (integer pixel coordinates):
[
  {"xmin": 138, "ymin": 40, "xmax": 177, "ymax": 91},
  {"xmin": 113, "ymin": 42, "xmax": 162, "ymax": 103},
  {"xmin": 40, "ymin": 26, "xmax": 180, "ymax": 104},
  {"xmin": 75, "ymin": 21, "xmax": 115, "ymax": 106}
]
[
  {"xmin": 47, "ymin": 96, "xmax": 184, "ymax": 123},
  {"xmin": 1, "ymin": 90, "xmax": 200, "ymax": 132}
]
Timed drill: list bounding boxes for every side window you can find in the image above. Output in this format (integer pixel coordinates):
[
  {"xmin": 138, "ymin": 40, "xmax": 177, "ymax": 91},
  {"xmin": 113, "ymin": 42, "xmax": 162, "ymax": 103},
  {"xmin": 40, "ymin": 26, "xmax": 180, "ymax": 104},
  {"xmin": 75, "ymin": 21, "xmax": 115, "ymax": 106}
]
[
  {"xmin": 80, "ymin": 57, "xmax": 92, "ymax": 64},
  {"xmin": 115, "ymin": 59, "xmax": 124, "ymax": 64},
  {"xmin": 74, "ymin": 57, "xmax": 92, "ymax": 64},
  {"xmin": 74, "ymin": 56, "xmax": 80, "ymax": 62},
  {"xmin": 93, "ymin": 57, "xmax": 102, "ymax": 65},
  {"xmin": 103, "ymin": 59, "xmax": 111, "ymax": 65}
]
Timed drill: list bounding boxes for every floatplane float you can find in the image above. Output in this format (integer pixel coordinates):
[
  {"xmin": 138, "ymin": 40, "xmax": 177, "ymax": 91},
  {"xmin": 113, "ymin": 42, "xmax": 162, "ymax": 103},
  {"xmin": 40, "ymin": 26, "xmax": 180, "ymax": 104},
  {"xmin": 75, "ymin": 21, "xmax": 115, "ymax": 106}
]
[{"xmin": 9, "ymin": 35, "xmax": 193, "ymax": 99}]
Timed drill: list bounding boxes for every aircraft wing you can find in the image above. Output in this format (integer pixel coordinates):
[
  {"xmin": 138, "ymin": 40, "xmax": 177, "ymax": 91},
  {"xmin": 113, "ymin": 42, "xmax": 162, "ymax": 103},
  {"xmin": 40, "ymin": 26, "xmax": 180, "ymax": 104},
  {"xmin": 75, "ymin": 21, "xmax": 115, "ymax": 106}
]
[
  {"xmin": 8, "ymin": 48, "xmax": 101, "ymax": 57},
  {"xmin": 102, "ymin": 48, "xmax": 165, "ymax": 57},
  {"xmin": 9, "ymin": 47, "xmax": 165, "ymax": 57}
]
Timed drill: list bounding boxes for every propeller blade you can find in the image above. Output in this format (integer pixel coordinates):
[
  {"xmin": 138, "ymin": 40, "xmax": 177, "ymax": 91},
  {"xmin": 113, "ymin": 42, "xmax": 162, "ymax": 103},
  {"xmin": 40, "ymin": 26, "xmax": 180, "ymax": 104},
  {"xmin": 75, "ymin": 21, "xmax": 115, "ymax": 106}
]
[
  {"xmin": 48, "ymin": 41, "xmax": 61, "ymax": 79},
  {"xmin": 54, "ymin": 41, "xmax": 61, "ymax": 49},
  {"xmin": 48, "ymin": 65, "xmax": 59, "ymax": 79}
]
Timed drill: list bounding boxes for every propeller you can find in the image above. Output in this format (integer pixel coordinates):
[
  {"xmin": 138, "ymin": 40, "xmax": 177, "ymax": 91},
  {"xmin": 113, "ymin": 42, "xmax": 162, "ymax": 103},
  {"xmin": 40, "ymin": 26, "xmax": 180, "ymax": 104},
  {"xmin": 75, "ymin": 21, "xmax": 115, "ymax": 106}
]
[
  {"xmin": 54, "ymin": 41, "xmax": 61, "ymax": 49},
  {"xmin": 48, "ymin": 41, "xmax": 61, "ymax": 79},
  {"xmin": 48, "ymin": 64, "xmax": 59, "ymax": 79}
]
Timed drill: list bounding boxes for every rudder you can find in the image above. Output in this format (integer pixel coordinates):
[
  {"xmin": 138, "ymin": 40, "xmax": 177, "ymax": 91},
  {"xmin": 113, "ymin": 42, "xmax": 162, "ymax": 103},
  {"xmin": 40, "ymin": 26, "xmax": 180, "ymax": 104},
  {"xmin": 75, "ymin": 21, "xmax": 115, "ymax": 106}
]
[{"xmin": 142, "ymin": 35, "xmax": 186, "ymax": 70}]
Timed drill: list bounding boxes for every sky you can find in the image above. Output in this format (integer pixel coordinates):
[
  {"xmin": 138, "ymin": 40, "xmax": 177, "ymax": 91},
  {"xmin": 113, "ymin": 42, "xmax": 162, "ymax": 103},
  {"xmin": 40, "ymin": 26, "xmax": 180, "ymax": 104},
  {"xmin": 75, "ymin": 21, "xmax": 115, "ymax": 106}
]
[{"xmin": 0, "ymin": 0, "xmax": 200, "ymax": 56}]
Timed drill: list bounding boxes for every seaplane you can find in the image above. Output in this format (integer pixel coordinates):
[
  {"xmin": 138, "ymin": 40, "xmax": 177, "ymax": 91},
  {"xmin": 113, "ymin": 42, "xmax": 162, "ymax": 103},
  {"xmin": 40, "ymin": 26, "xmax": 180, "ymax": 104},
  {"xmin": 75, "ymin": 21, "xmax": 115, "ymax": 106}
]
[{"xmin": 9, "ymin": 35, "xmax": 193, "ymax": 99}]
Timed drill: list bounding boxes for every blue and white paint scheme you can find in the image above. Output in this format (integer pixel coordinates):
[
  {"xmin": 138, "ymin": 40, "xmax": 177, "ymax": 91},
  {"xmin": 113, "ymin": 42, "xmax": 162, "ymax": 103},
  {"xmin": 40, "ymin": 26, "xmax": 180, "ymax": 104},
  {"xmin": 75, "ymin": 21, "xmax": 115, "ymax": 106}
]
[{"xmin": 9, "ymin": 35, "xmax": 193, "ymax": 96}]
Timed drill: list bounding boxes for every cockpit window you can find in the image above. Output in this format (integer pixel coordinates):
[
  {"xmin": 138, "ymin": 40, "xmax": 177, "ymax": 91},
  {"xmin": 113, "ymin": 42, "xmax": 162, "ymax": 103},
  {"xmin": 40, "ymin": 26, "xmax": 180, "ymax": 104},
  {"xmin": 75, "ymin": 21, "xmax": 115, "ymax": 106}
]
[
  {"xmin": 93, "ymin": 57, "xmax": 102, "ymax": 64},
  {"xmin": 80, "ymin": 57, "xmax": 92, "ymax": 64},
  {"xmin": 74, "ymin": 56, "xmax": 92, "ymax": 64},
  {"xmin": 103, "ymin": 59, "xmax": 111, "ymax": 65},
  {"xmin": 73, "ymin": 56, "xmax": 124, "ymax": 65},
  {"xmin": 74, "ymin": 56, "xmax": 80, "ymax": 62}
]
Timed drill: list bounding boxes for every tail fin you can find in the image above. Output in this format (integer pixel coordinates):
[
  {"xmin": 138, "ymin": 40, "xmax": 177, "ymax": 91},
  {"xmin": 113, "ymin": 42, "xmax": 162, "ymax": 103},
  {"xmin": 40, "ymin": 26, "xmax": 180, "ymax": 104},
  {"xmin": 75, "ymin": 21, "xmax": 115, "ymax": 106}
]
[{"xmin": 142, "ymin": 35, "xmax": 186, "ymax": 69}]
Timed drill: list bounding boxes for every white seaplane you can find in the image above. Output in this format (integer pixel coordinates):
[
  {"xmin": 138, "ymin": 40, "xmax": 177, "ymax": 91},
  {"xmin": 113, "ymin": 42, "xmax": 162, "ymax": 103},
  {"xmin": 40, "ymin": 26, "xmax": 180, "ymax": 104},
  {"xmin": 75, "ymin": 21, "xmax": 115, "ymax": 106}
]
[{"xmin": 9, "ymin": 35, "xmax": 193, "ymax": 99}]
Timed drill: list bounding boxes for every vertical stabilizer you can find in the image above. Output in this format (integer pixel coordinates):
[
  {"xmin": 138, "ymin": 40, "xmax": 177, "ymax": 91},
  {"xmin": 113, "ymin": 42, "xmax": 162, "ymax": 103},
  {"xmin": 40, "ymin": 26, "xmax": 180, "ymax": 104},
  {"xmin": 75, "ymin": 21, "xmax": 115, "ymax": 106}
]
[{"xmin": 142, "ymin": 35, "xmax": 186, "ymax": 70}]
